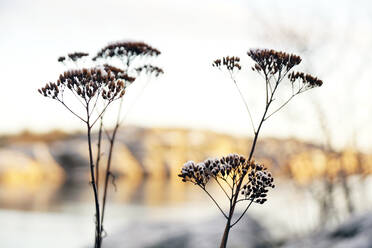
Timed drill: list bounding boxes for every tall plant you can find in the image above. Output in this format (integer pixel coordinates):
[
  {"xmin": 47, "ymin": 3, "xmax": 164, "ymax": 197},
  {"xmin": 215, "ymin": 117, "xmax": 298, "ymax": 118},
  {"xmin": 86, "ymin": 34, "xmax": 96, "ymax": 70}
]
[
  {"xmin": 179, "ymin": 49, "xmax": 323, "ymax": 248},
  {"xmin": 39, "ymin": 65, "xmax": 134, "ymax": 247},
  {"xmin": 44, "ymin": 41, "xmax": 163, "ymax": 247},
  {"xmin": 92, "ymin": 41, "xmax": 163, "ymax": 237}
]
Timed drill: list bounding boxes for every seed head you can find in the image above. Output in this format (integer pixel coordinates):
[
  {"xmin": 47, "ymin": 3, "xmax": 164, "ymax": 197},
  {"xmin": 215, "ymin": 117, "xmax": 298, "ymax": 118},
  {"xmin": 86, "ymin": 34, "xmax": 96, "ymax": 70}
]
[
  {"xmin": 213, "ymin": 56, "xmax": 241, "ymax": 72},
  {"xmin": 241, "ymin": 165, "xmax": 274, "ymax": 204},
  {"xmin": 67, "ymin": 52, "xmax": 89, "ymax": 62},
  {"xmin": 247, "ymin": 49, "xmax": 301, "ymax": 75},
  {"xmin": 288, "ymin": 71, "xmax": 323, "ymax": 88},
  {"xmin": 135, "ymin": 64, "xmax": 164, "ymax": 77},
  {"xmin": 38, "ymin": 66, "xmax": 134, "ymax": 102},
  {"xmin": 93, "ymin": 41, "xmax": 161, "ymax": 61}
]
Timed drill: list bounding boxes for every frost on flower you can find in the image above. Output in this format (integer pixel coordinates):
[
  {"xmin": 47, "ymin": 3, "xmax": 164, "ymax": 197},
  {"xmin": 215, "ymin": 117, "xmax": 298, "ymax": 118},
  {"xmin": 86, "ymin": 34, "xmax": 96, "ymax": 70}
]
[{"xmin": 178, "ymin": 154, "xmax": 275, "ymax": 205}]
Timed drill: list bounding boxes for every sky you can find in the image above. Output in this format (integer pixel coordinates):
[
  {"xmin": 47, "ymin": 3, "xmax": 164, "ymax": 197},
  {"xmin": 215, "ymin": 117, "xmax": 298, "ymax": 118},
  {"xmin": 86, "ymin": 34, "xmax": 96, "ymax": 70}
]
[{"xmin": 1, "ymin": 0, "xmax": 372, "ymax": 150}]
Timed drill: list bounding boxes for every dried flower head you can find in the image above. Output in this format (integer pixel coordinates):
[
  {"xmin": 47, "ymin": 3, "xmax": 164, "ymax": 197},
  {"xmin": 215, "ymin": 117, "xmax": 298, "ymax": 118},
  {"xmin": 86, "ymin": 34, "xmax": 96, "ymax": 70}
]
[
  {"xmin": 67, "ymin": 52, "xmax": 89, "ymax": 62},
  {"xmin": 58, "ymin": 52, "xmax": 89, "ymax": 63},
  {"xmin": 179, "ymin": 154, "xmax": 274, "ymax": 205},
  {"xmin": 288, "ymin": 71, "xmax": 323, "ymax": 88},
  {"xmin": 135, "ymin": 64, "xmax": 164, "ymax": 77},
  {"xmin": 241, "ymin": 164, "xmax": 274, "ymax": 204},
  {"xmin": 179, "ymin": 161, "xmax": 211, "ymax": 187},
  {"xmin": 245, "ymin": 48, "xmax": 322, "ymax": 101},
  {"xmin": 58, "ymin": 56, "xmax": 66, "ymax": 63},
  {"xmin": 38, "ymin": 66, "xmax": 134, "ymax": 102},
  {"xmin": 213, "ymin": 56, "xmax": 241, "ymax": 72},
  {"xmin": 248, "ymin": 48, "xmax": 301, "ymax": 75},
  {"xmin": 102, "ymin": 64, "xmax": 136, "ymax": 82},
  {"xmin": 93, "ymin": 41, "xmax": 161, "ymax": 61}
]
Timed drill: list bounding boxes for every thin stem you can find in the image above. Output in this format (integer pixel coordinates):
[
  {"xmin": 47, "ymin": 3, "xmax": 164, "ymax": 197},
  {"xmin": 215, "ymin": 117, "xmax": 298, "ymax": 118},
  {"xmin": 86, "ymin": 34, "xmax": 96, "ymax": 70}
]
[
  {"xmin": 91, "ymin": 100, "xmax": 114, "ymax": 127},
  {"xmin": 219, "ymin": 211, "xmax": 232, "ymax": 248},
  {"xmin": 86, "ymin": 117, "xmax": 102, "ymax": 248},
  {"xmin": 264, "ymin": 72, "xmax": 269, "ymax": 105},
  {"xmin": 201, "ymin": 187, "xmax": 228, "ymax": 219},
  {"xmin": 229, "ymin": 71, "xmax": 256, "ymax": 135},
  {"xmin": 95, "ymin": 118, "xmax": 104, "ymax": 195},
  {"xmin": 268, "ymin": 78, "xmax": 274, "ymax": 95},
  {"xmin": 57, "ymin": 99, "xmax": 86, "ymax": 123},
  {"xmin": 235, "ymin": 198, "xmax": 249, "ymax": 204},
  {"xmin": 231, "ymin": 173, "xmax": 236, "ymax": 198},
  {"xmin": 100, "ymin": 85, "xmax": 127, "ymax": 229},
  {"xmin": 70, "ymin": 86, "xmax": 88, "ymax": 108},
  {"xmin": 264, "ymin": 88, "xmax": 307, "ymax": 121},
  {"xmin": 230, "ymin": 199, "xmax": 254, "ymax": 228},
  {"xmin": 220, "ymin": 177, "xmax": 233, "ymax": 190},
  {"xmin": 219, "ymin": 71, "xmax": 283, "ymax": 248},
  {"xmin": 100, "ymin": 121, "xmax": 120, "ymax": 233},
  {"xmin": 117, "ymin": 97, "xmax": 125, "ymax": 124},
  {"xmin": 119, "ymin": 77, "xmax": 150, "ymax": 125},
  {"xmin": 265, "ymin": 95, "xmax": 295, "ymax": 121},
  {"xmin": 89, "ymin": 89, "xmax": 102, "ymax": 117},
  {"xmin": 214, "ymin": 177, "xmax": 231, "ymax": 200}
]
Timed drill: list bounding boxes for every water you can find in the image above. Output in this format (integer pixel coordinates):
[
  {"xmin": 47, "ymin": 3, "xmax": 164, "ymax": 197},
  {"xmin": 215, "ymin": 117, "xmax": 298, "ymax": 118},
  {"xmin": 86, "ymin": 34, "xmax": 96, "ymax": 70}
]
[{"xmin": 1, "ymin": 177, "xmax": 372, "ymax": 248}]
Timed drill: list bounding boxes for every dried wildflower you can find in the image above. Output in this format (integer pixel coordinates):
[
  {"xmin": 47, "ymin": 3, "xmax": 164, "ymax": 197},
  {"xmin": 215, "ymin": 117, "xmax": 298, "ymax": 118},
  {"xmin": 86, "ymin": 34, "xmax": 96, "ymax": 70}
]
[
  {"xmin": 241, "ymin": 164, "xmax": 274, "ymax": 204},
  {"xmin": 213, "ymin": 56, "xmax": 241, "ymax": 72},
  {"xmin": 135, "ymin": 64, "xmax": 164, "ymax": 77},
  {"xmin": 40, "ymin": 40, "xmax": 161, "ymax": 248},
  {"xmin": 58, "ymin": 56, "xmax": 66, "ymax": 62},
  {"xmin": 67, "ymin": 52, "xmax": 89, "ymax": 62},
  {"xmin": 288, "ymin": 71, "xmax": 323, "ymax": 88},
  {"xmin": 93, "ymin": 41, "xmax": 160, "ymax": 61},
  {"xmin": 179, "ymin": 154, "xmax": 274, "ymax": 205},
  {"xmin": 58, "ymin": 52, "xmax": 89, "ymax": 63},
  {"xmin": 39, "ymin": 66, "xmax": 134, "ymax": 104},
  {"xmin": 102, "ymin": 64, "xmax": 136, "ymax": 82},
  {"xmin": 195, "ymin": 48, "xmax": 323, "ymax": 248},
  {"xmin": 179, "ymin": 161, "xmax": 211, "ymax": 187},
  {"xmin": 38, "ymin": 63, "xmax": 136, "ymax": 248},
  {"xmin": 247, "ymin": 48, "xmax": 301, "ymax": 75},
  {"xmin": 90, "ymin": 41, "xmax": 162, "ymax": 248}
]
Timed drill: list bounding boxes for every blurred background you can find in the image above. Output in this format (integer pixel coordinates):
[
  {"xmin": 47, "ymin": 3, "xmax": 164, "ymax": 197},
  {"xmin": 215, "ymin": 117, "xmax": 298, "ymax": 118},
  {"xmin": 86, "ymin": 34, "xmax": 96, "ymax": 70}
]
[{"xmin": 1, "ymin": 0, "xmax": 372, "ymax": 247}]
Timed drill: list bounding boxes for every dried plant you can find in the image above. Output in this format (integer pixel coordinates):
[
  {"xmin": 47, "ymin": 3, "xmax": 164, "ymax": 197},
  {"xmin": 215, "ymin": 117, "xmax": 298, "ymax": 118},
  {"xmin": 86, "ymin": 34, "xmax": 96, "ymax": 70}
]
[
  {"xmin": 47, "ymin": 41, "xmax": 162, "ymax": 247},
  {"xmin": 93, "ymin": 41, "xmax": 160, "ymax": 67},
  {"xmin": 58, "ymin": 52, "xmax": 90, "ymax": 65},
  {"xmin": 49, "ymin": 41, "xmax": 162, "ymax": 248},
  {"xmin": 91, "ymin": 41, "xmax": 163, "ymax": 246},
  {"xmin": 181, "ymin": 48, "xmax": 323, "ymax": 248},
  {"xmin": 179, "ymin": 154, "xmax": 274, "ymax": 220},
  {"xmin": 38, "ymin": 64, "xmax": 134, "ymax": 248}
]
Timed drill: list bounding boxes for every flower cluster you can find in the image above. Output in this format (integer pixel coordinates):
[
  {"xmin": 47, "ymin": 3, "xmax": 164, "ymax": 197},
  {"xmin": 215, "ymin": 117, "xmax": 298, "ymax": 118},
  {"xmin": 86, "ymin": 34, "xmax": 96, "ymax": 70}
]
[
  {"xmin": 93, "ymin": 41, "xmax": 161, "ymax": 61},
  {"xmin": 135, "ymin": 64, "xmax": 164, "ymax": 77},
  {"xmin": 288, "ymin": 71, "xmax": 323, "ymax": 88},
  {"xmin": 38, "ymin": 66, "xmax": 134, "ymax": 102},
  {"xmin": 179, "ymin": 154, "xmax": 274, "ymax": 205},
  {"xmin": 178, "ymin": 154, "xmax": 249, "ymax": 187},
  {"xmin": 179, "ymin": 161, "xmax": 211, "ymax": 187},
  {"xmin": 248, "ymin": 49, "xmax": 302, "ymax": 75},
  {"xmin": 212, "ymin": 56, "xmax": 242, "ymax": 71},
  {"xmin": 58, "ymin": 52, "xmax": 89, "ymax": 63},
  {"xmin": 101, "ymin": 64, "xmax": 135, "ymax": 82},
  {"xmin": 241, "ymin": 163, "xmax": 275, "ymax": 204}
]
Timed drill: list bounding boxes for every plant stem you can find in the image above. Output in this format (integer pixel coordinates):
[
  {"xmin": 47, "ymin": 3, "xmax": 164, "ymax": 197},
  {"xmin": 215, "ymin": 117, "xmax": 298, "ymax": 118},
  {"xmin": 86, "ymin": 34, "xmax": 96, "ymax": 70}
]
[
  {"xmin": 219, "ymin": 77, "xmax": 281, "ymax": 248},
  {"xmin": 86, "ymin": 118, "xmax": 102, "ymax": 248},
  {"xmin": 100, "ymin": 123, "xmax": 119, "ymax": 232},
  {"xmin": 219, "ymin": 215, "xmax": 232, "ymax": 248},
  {"xmin": 96, "ymin": 120, "xmax": 103, "ymax": 195},
  {"xmin": 230, "ymin": 199, "xmax": 254, "ymax": 228}
]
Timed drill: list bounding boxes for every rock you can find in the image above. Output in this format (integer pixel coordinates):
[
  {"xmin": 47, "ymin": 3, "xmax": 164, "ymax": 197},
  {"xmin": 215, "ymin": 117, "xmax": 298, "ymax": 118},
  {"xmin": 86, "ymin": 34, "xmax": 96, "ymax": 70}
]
[
  {"xmin": 104, "ymin": 214, "xmax": 272, "ymax": 248},
  {"xmin": 281, "ymin": 212, "xmax": 372, "ymax": 248}
]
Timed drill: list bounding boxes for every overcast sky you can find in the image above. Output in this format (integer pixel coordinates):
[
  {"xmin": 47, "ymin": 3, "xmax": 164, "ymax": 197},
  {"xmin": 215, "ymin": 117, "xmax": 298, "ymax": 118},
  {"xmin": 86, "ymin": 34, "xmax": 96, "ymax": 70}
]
[{"xmin": 1, "ymin": 0, "xmax": 372, "ymax": 150}]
